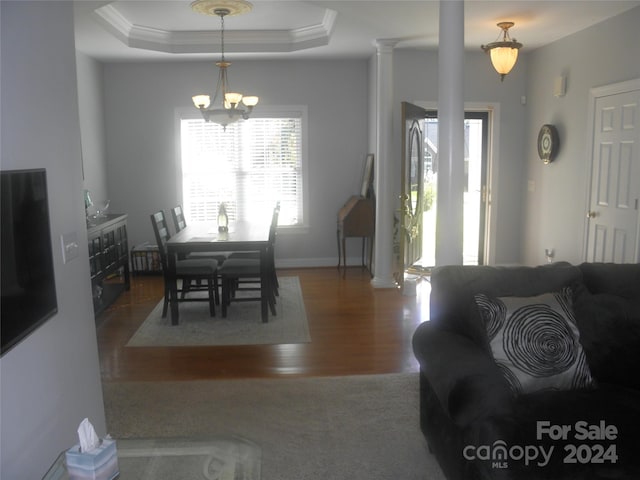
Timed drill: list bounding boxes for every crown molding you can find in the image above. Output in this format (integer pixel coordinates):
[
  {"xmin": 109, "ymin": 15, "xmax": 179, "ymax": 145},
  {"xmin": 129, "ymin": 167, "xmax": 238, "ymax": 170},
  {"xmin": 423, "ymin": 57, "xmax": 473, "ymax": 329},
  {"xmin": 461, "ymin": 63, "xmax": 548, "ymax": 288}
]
[{"xmin": 94, "ymin": 4, "xmax": 336, "ymax": 54}]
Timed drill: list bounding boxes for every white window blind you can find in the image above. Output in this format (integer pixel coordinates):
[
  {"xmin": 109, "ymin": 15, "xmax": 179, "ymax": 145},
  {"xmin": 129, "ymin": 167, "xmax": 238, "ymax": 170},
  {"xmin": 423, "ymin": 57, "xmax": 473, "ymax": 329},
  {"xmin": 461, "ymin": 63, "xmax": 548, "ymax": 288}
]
[{"xmin": 180, "ymin": 114, "xmax": 303, "ymax": 226}]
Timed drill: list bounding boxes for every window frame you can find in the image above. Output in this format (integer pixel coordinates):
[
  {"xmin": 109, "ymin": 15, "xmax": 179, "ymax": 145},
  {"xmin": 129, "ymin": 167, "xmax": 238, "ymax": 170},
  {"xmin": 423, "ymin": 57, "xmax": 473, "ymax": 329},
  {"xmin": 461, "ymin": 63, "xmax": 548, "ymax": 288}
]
[{"xmin": 175, "ymin": 105, "xmax": 309, "ymax": 232}]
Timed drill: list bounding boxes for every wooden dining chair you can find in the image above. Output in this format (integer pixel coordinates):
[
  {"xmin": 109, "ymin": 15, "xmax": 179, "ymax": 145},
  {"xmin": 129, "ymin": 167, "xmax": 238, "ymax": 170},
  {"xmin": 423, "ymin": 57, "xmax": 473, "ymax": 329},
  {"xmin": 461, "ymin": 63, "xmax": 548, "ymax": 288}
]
[
  {"xmin": 218, "ymin": 205, "xmax": 279, "ymax": 320},
  {"xmin": 227, "ymin": 202, "xmax": 280, "ymax": 295},
  {"xmin": 150, "ymin": 210, "xmax": 219, "ymax": 317}
]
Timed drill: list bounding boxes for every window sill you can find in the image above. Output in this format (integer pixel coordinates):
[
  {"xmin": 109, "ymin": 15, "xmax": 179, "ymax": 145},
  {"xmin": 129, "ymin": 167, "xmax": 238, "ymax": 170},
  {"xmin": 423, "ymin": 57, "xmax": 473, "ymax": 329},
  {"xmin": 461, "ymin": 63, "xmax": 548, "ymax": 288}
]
[{"xmin": 277, "ymin": 224, "xmax": 310, "ymax": 235}]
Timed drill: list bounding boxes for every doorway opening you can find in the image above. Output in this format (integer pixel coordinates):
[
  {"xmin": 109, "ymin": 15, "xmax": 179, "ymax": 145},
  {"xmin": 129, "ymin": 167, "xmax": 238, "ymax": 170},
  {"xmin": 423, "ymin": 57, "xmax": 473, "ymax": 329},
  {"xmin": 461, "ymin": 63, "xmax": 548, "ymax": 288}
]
[{"xmin": 417, "ymin": 111, "xmax": 490, "ymax": 268}]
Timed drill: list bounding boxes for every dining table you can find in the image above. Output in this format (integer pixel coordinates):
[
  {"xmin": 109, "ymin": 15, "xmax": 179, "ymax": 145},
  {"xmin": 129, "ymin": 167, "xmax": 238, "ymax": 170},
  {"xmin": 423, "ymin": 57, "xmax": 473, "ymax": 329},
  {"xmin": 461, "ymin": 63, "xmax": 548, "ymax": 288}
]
[{"xmin": 165, "ymin": 221, "xmax": 271, "ymax": 325}]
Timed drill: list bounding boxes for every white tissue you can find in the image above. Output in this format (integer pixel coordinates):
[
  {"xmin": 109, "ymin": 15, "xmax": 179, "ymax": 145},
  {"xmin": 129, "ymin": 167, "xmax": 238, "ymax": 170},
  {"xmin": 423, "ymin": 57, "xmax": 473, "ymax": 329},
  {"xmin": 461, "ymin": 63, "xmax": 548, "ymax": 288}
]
[{"xmin": 77, "ymin": 418, "xmax": 100, "ymax": 452}]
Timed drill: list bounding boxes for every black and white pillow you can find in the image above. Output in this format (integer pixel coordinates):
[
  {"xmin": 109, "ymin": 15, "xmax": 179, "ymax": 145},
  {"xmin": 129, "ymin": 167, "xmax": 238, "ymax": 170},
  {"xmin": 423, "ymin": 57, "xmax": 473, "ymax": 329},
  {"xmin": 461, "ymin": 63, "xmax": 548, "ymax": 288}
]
[{"xmin": 475, "ymin": 288, "xmax": 594, "ymax": 395}]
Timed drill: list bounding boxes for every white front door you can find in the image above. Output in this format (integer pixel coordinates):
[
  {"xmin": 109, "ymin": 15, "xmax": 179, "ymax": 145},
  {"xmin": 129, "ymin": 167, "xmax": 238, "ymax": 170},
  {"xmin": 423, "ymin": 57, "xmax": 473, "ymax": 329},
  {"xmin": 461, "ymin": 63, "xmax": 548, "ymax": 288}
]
[{"xmin": 586, "ymin": 80, "xmax": 640, "ymax": 263}]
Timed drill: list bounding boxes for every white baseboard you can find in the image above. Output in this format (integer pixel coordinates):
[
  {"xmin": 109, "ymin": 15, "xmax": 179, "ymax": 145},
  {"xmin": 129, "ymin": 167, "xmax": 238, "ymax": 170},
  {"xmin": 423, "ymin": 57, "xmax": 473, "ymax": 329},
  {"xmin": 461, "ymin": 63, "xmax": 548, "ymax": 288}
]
[{"xmin": 276, "ymin": 257, "xmax": 369, "ymax": 269}]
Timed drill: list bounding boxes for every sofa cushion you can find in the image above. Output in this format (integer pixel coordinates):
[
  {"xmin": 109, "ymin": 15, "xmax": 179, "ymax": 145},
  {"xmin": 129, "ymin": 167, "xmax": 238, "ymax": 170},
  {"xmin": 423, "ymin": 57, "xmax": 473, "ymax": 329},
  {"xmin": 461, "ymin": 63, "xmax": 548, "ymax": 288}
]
[
  {"xmin": 430, "ymin": 263, "xmax": 583, "ymax": 352},
  {"xmin": 572, "ymin": 281, "xmax": 640, "ymax": 390},
  {"xmin": 475, "ymin": 288, "xmax": 594, "ymax": 395},
  {"xmin": 579, "ymin": 262, "xmax": 640, "ymax": 299}
]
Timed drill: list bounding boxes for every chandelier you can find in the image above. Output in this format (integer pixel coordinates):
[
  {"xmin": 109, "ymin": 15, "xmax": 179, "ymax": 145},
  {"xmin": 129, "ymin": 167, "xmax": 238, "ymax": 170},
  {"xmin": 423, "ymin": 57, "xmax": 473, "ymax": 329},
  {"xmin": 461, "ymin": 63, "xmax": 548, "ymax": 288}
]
[
  {"xmin": 481, "ymin": 22, "xmax": 523, "ymax": 82},
  {"xmin": 191, "ymin": 0, "xmax": 258, "ymax": 128}
]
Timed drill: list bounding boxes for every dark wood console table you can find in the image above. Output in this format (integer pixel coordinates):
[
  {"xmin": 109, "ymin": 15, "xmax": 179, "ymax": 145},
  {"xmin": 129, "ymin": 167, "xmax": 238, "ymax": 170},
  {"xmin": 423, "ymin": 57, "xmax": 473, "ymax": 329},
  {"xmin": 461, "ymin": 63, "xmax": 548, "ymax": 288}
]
[
  {"xmin": 337, "ymin": 196, "xmax": 375, "ymax": 277},
  {"xmin": 87, "ymin": 214, "xmax": 130, "ymax": 316}
]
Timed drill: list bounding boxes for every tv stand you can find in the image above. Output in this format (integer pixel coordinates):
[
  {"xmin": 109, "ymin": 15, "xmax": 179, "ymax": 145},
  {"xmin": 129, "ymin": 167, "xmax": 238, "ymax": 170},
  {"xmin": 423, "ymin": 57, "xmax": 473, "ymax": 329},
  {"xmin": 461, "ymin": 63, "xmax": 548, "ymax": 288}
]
[{"xmin": 87, "ymin": 214, "xmax": 130, "ymax": 316}]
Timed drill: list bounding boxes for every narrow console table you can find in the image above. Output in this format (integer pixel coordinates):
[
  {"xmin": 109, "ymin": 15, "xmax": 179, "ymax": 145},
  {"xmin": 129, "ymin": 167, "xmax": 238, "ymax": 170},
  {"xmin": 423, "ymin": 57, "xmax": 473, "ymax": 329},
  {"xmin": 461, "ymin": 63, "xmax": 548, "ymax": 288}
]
[
  {"xmin": 337, "ymin": 195, "xmax": 375, "ymax": 277},
  {"xmin": 87, "ymin": 213, "xmax": 130, "ymax": 316}
]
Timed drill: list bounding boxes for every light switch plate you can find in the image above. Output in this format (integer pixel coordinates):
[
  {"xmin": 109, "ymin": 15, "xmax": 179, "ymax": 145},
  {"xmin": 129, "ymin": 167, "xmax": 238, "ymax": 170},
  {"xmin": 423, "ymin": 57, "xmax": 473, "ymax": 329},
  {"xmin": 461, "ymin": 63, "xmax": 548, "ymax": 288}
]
[{"xmin": 61, "ymin": 232, "xmax": 79, "ymax": 264}]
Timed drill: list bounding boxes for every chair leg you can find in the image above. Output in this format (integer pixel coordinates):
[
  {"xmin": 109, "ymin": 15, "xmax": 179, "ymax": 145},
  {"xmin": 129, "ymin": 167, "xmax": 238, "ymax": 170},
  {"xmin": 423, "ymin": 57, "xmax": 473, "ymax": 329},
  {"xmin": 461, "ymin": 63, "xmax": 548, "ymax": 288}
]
[
  {"xmin": 161, "ymin": 282, "xmax": 171, "ymax": 317},
  {"xmin": 268, "ymin": 292, "xmax": 276, "ymax": 315},
  {"xmin": 221, "ymin": 278, "xmax": 229, "ymax": 318},
  {"xmin": 267, "ymin": 279, "xmax": 276, "ymax": 316},
  {"xmin": 208, "ymin": 278, "xmax": 215, "ymax": 317},
  {"xmin": 181, "ymin": 278, "xmax": 190, "ymax": 299},
  {"xmin": 162, "ymin": 293, "xmax": 169, "ymax": 318},
  {"xmin": 273, "ymin": 276, "xmax": 279, "ymax": 297},
  {"xmin": 270, "ymin": 260, "xmax": 279, "ymax": 296}
]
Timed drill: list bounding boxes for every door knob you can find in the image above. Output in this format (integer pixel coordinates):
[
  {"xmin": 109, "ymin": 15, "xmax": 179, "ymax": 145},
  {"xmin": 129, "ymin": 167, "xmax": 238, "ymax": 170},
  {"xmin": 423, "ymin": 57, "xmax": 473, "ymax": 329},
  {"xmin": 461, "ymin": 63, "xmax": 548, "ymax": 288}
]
[{"xmin": 586, "ymin": 211, "xmax": 597, "ymax": 219}]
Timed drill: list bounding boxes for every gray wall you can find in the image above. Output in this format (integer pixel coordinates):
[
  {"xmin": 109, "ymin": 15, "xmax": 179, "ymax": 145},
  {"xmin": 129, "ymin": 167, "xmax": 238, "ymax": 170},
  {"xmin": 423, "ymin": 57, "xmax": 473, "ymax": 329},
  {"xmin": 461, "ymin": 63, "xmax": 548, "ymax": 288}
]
[
  {"xmin": 76, "ymin": 52, "xmax": 109, "ymax": 203},
  {"xmin": 391, "ymin": 49, "xmax": 528, "ymax": 265},
  {"xmin": 0, "ymin": 2, "xmax": 106, "ymax": 478},
  {"xmin": 523, "ymin": 6, "xmax": 640, "ymax": 265},
  {"xmin": 102, "ymin": 59, "xmax": 370, "ymax": 266}
]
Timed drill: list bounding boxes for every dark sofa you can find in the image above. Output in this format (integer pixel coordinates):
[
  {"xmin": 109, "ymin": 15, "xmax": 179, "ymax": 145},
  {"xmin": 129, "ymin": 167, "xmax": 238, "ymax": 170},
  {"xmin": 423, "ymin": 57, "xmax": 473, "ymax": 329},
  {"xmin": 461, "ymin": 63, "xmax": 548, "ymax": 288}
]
[{"xmin": 412, "ymin": 262, "xmax": 640, "ymax": 480}]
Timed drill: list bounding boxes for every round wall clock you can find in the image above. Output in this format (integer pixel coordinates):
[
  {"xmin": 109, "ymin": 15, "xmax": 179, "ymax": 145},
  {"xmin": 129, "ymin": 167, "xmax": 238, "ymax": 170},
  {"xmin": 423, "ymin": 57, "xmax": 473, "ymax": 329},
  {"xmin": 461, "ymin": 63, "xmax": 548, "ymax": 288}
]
[{"xmin": 537, "ymin": 124, "xmax": 559, "ymax": 164}]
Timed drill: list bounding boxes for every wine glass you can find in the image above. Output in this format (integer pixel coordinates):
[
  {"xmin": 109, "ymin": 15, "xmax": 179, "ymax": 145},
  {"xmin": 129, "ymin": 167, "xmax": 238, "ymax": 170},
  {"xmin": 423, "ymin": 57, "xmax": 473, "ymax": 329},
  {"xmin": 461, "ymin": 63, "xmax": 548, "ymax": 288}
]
[{"xmin": 95, "ymin": 200, "xmax": 111, "ymax": 218}]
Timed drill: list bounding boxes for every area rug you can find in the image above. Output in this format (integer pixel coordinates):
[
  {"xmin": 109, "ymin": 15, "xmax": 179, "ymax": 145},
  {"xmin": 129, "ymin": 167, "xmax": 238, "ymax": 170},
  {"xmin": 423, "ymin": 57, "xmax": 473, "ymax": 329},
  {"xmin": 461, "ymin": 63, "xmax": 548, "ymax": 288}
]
[
  {"xmin": 103, "ymin": 373, "xmax": 447, "ymax": 480},
  {"xmin": 126, "ymin": 276, "xmax": 310, "ymax": 347}
]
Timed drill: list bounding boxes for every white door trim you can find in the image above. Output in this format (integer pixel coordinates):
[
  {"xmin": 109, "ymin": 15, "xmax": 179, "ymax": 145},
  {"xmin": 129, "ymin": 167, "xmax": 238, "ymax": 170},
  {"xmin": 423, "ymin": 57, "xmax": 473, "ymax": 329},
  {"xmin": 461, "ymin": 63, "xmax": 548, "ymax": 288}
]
[{"xmin": 583, "ymin": 78, "xmax": 640, "ymax": 262}]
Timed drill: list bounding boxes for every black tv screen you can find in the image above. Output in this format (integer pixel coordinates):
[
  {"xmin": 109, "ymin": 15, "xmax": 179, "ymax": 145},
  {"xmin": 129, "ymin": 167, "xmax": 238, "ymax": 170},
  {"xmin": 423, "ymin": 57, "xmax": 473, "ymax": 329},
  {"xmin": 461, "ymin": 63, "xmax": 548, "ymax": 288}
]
[{"xmin": 1, "ymin": 168, "xmax": 58, "ymax": 356}]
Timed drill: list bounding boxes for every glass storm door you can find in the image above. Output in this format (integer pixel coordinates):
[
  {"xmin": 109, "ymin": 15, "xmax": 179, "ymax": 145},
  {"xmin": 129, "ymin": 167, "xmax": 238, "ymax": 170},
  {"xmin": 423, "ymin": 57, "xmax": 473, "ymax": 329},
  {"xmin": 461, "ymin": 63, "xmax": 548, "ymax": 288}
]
[{"xmin": 415, "ymin": 110, "xmax": 489, "ymax": 268}]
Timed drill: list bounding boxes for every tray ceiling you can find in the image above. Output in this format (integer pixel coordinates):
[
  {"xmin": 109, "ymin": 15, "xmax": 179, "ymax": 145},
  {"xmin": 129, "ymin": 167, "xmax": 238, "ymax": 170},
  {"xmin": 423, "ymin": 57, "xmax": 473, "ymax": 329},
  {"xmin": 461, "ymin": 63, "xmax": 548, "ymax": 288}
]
[{"xmin": 74, "ymin": 1, "xmax": 640, "ymax": 61}]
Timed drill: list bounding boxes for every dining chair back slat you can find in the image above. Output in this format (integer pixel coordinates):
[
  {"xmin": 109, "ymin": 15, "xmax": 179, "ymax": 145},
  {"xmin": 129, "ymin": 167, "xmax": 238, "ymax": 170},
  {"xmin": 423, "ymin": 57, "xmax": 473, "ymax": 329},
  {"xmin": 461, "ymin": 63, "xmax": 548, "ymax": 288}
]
[{"xmin": 171, "ymin": 205, "xmax": 187, "ymax": 233}]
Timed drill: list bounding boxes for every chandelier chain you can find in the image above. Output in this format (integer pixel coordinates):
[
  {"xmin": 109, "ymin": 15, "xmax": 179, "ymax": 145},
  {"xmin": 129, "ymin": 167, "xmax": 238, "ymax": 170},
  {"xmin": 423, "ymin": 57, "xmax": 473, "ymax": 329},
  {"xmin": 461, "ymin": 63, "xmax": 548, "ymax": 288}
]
[{"xmin": 220, "ymin": 13, "xmax": 226, "ymax": 62}]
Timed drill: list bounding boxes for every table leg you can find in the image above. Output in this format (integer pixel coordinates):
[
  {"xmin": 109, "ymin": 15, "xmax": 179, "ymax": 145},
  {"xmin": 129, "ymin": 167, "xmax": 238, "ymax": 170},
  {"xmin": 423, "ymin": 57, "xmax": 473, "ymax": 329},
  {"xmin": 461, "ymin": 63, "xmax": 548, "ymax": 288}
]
[
  {"xmin": 336, "ymin": 228, "xmax": 341, "ymax": 269},
  {"xmin": 368, "ymin": 235, "xmax": 374, "ymax": 277},
  {"xmin": 124, "ymin": 262, "xmax": 131, "ymax": 291},
  {"xmin": 341, "ymin": 235, "xmax": 347, "ymax": 278},
  {"xmin": 260, "ymin": 247, "xmax": 269, "ymax": 323},
  {"xmin": 167, "ymin": 251, "xmax": 180, "ymax": 325}
]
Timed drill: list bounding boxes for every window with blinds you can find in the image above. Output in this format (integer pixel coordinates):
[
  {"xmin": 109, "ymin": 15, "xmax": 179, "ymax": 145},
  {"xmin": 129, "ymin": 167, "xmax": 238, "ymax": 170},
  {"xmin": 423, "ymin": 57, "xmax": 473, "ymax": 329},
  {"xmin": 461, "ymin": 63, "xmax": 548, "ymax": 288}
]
[{"xmin": 180, "ymin": 113, "xmax": 304, "ymax": 227}]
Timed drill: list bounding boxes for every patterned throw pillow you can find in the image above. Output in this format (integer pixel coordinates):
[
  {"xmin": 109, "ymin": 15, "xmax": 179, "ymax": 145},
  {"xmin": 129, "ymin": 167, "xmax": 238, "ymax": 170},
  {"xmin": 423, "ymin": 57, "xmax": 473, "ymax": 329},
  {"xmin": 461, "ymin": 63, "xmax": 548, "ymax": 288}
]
[{"xmin": 475, "ymin": 288, "xmax": 594, "ymax": 395}]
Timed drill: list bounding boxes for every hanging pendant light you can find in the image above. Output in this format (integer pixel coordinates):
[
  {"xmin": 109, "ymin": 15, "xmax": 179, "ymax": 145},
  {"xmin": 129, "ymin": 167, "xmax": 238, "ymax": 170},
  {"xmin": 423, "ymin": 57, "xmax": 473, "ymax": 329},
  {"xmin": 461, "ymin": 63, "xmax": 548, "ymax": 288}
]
[
  {"xmin": 481, "ymin": 22, "xmax": 523, "ymax": 82},
  {"xmin": 191, "ymin": 1, "xmax": 258, "ymax": 128}
]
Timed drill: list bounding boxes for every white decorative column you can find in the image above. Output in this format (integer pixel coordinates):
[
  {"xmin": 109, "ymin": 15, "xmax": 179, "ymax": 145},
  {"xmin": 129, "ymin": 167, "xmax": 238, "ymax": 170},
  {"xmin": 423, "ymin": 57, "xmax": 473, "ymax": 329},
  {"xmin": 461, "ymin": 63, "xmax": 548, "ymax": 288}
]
[
  {"xmin": 371, "ymin": 39, "xmax": 398, "ymax": 288},
  {"xmin": 435, "ymin": 0, "xmax": 465, "ymax": 266}
]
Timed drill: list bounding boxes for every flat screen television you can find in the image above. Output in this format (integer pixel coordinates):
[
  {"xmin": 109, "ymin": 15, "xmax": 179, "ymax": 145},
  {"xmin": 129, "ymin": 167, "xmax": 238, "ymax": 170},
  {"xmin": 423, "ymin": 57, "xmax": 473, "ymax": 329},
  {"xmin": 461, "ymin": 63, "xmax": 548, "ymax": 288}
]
[{"xmin": 1, "ymin": 168, "xmax": 58, "ymax": 356}]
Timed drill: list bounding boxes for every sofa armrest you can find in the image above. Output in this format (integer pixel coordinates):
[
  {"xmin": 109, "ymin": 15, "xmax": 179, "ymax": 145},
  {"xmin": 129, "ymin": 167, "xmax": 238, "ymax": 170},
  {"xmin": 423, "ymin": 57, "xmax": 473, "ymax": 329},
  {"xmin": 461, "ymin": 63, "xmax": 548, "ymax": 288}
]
[{"xmin": 413, "ymin": 321, "xmax": 513, "ymax": 428}]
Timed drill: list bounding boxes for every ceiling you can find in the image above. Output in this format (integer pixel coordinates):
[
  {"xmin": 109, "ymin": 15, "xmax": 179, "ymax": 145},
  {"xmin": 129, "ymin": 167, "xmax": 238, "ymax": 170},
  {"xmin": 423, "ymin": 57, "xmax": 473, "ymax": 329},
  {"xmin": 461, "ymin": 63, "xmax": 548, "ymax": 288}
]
[{"xmin": 74, "ymin": 0, "xmax": 640, "ymax": 62}]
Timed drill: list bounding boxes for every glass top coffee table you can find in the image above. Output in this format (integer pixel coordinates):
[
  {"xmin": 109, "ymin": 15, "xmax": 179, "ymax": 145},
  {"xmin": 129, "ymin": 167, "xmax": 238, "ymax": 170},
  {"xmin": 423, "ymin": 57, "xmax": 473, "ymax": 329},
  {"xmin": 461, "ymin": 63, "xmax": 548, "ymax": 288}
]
[{"xmin": 42, "ymin": 436, "xmax": 261, "ymax": 480}]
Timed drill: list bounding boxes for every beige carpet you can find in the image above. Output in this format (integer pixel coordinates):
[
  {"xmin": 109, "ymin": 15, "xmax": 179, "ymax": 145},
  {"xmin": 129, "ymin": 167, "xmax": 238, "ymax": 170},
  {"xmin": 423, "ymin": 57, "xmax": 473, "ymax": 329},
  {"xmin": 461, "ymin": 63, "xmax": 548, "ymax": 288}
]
[
  {"xmin": 126, "ymin": 276, "xmax": 310, "ymax": 347},
  {"xmin": 103, "ymin": 373, "xmax": 447, "ymax": 480}
]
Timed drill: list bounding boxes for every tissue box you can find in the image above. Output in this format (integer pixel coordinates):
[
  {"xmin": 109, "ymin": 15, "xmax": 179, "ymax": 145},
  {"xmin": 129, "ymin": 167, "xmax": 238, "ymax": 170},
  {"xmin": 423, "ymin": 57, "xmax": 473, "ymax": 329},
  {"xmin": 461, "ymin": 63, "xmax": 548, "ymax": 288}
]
[{"xmin": 65, "ymin": 438, "xmax": 119, "ymax": 480}]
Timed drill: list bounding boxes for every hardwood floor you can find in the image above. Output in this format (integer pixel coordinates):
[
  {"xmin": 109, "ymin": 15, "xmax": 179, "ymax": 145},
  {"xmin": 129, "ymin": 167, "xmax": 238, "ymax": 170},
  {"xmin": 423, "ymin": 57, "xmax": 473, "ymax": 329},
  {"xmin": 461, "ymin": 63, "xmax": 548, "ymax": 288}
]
[{"xmin": 96, "ymin": 268, "xmax": 430, "ymax": 382}]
